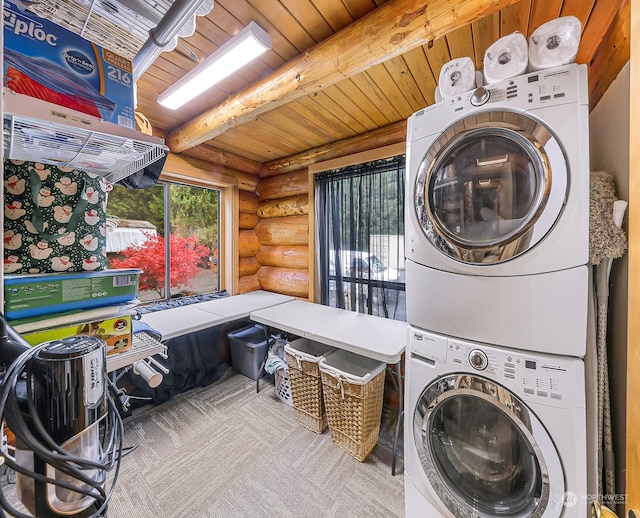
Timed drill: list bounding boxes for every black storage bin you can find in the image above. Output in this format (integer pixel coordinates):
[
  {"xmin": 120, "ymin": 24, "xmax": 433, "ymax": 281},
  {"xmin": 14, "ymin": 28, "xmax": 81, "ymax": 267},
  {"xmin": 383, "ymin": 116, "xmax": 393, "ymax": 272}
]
[{"xmin": 227, "ymin": 324, "xmax": 272, "ymax": 380}]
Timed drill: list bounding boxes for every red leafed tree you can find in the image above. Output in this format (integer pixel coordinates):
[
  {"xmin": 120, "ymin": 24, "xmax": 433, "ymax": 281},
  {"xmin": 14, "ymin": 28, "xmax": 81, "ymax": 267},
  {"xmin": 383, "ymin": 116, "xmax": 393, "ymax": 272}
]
[{"xmin": 109, "ymin": 233, "xmax": 210, "ymax": 295}]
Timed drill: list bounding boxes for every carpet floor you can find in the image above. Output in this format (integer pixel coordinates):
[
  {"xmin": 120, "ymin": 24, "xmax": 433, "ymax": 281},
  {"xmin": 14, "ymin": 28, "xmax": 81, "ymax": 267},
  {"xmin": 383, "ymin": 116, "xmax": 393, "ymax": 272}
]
[{"xmin": 107, "ymin": 369, "xmax": 405, "ymax": 517}]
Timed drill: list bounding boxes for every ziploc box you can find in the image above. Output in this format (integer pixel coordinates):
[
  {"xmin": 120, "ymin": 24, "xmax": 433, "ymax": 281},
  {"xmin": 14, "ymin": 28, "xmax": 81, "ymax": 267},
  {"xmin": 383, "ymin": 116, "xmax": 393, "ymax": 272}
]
[
  {"xmin": 22, "ymin": 314, "xmax": 132, "ymax": 356},
  {"xmin": 3, "ymin": 0, "xmax": 135, "ymax": 128},
  {"xmin": 4, "ymin": 269, "xmax": 142, "ymax": 320}
]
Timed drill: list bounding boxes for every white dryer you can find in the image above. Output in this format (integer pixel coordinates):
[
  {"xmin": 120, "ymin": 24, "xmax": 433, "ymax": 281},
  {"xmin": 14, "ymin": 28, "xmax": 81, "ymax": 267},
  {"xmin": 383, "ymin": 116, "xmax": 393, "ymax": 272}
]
[
  {"xmin": 405, "ymin": 64, "xmax": 589, "ymax": 356},
  {"xmin": 404, "ymin": 326, "xmax": 588, "ymax": 518}
]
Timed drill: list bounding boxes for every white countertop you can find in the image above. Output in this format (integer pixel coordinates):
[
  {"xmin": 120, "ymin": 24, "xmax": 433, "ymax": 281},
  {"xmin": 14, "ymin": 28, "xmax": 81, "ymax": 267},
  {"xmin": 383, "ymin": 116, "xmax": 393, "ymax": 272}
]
[
  {"xmin": 251, "ymin": 299, "xmax": 407, "ymax": 364},
  {"xmin": 140, "ymin": 291, "xmax": 296, "ymax": 342},
  {"xmin": 195, "ymin": 291, "xmax": 295, "ymax": 321},
  {"xmin": 140, "ymin": 305, "xmax": 224, "ymax": 341}
]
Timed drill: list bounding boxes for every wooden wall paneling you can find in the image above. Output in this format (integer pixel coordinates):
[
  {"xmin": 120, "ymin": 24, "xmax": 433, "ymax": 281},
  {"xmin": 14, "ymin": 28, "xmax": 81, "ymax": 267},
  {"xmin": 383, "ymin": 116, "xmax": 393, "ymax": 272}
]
[
  {"xmin": 360, "ymin": 62, "xmax": 414, "ymax": 118},
  {"xmin": 253, "ymin": 215, "xmax": 309, "ymax": 246},
  {"xmin": 627, "ymin": 0, "xmax": 639, "ymax": 512},
  {"xmin": 446, "ymin": 26, "xmax": 475, "ymax": 65},
  {"xmin": 249, "ymin": 0, "xmax": 316, "ymax": 51},
  {"xmin": 402, "ymin": 46, "xmax": 438, "ymax": 107},
  {"xmin": 500, "ymin": 0, "xmax": 532, "ymax": 36},
  {"xmin": 257, "ymin": 266, "xmax": 309, "ymax": 298},
  {"xmin": 306, "ymin": 90, "xmax": 368, "ymax": 137},
  {"xmin": 588, "ymin": 0, "xmax": 630, "ymax": 110},
  {"xmin": 310, "ymin": 0, "xmax": 354, "ymax": 31},
  {"xmin": 260, "ymin": 121, "xmax": 407, "ymax": 177},
  {"xmin": 207, "ymin": 130, "xmax": 269, "ymax": 163},
  {"xmin": 223, "ymin": 0, "xmax": 303, "ymax": 62},
  {"xmin": 234, "ymin": 119, "xmax": 303, "ymax": 157},
  {"xmin": 260, "ymin": 109, "xmax": 332, "ymax": 151},
  {"xmin": 349, "ymin": 73, "xmax": 404, "ymax": 123},
  {"xmin": 322, "ymin": 84, "xmax": 380, "ymax": 132},
  {"xmin": 577, "ymin": 0, "xmax": 626, "ymax": 66},
  {"xmin": 257, "ymin": 194, "xmax": 309, "ymax": 219},
  {"xmin": 278, "ymin": 0, "xmax": 335, "ymax": 43},
  {"xmin": 528, "ymin": 0, "xmax": 563, "ymax": 36},
  {"xmin": 295, "ymin": 94, "xmax": 361, "ymax": 140},
  {"xmin": 329, "ymin": 80, "xmax": 391, "ymax": 128},
  {"xmin": 166, "ymin": 0, "xmax": 519, "ymax": 152},
  {"xmin": 257, "ymin": 170, "xmax": 309, "ymax": 200},
  {"xmin": 424, "ymin": 37, "xmax": 454, "ymax": 89},
  {"xmin": 471, "ymin": 12, "xmax": 500, "ymax": 67},
  {"xmin": 560, "ymin": 0, "xmax": 596, "ymax": 27},
  {"xmin": 383, "ymin": 55, "xmax": 431, "ymax": 114},
  {"xmin": 286, "ymin": 97, "xmax": 357, "ymax": 142}
]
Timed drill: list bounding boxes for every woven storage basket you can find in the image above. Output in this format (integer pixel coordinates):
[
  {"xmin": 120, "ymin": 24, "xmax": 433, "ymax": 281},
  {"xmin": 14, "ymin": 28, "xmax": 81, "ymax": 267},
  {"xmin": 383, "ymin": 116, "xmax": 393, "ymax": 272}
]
[
  {"xmin": 319, "ymin": 350, "xmax": 386, "ymax": 462},
  {"xmin": 285, "ymin": 339, "xmax": 336, "ymax": 434}
]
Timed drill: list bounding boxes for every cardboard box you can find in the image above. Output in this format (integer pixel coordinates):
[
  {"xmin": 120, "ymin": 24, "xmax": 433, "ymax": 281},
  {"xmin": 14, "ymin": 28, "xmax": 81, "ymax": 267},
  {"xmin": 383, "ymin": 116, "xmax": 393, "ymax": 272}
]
[
  {"xmin": 4, "ymin": 269, "xmax": 141, "ymax": 320},
  {"xmin": 3, "ymin": 0, "xmax": 135, "ymax": 128},
  {"xmin": 22, "ymin": 314, "xmax": 132, "ymax": 356}
]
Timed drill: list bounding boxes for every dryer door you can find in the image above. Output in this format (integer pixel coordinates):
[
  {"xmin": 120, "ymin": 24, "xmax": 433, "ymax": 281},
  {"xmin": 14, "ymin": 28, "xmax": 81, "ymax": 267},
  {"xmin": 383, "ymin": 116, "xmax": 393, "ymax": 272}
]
[
  {"xmin": 414, "ymin": 111, "xmax": 567, "ymax": 265},
  {"xmin": 413, "ymin": 373, "xmax": 564, "ymax": 517}
]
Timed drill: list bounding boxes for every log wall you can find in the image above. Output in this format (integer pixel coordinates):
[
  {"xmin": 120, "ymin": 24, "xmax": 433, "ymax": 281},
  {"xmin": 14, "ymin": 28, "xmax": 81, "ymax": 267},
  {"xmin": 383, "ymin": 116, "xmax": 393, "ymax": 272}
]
[
  {"xmin": 252, "ymin": 170, "xmax": 310, "ymax": 298},
  {"xmin": 237, "ymin": 190, "xmax": 261, "ymax": 293}
]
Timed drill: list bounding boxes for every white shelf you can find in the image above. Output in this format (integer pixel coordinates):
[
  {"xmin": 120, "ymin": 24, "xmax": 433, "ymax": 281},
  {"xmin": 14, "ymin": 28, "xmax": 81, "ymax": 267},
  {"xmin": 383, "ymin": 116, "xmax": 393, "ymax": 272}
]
[
  {"xmin": 3, "ymin": 88, "xmax": 168, "ymax": 184},
  {"xmin": 107, "ymin": 332, "xmax": 166, "ymax": 373}
]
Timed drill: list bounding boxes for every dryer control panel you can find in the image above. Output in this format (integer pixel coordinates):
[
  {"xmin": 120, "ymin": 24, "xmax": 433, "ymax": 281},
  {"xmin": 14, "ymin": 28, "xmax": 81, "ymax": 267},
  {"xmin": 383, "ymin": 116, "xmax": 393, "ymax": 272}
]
[
  {"xmin": 407, "ymin": 62, "xmax": 588, "ymax": 141},
  {"xmin": 408, "ymin": 327, "xmax": 585, "ymax": 410}
]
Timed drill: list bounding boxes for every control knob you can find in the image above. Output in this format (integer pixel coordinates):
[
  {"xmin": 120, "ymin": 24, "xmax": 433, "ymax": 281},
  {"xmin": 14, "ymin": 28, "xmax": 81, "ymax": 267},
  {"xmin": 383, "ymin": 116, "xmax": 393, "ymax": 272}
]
[
  {"xmin": 471, "ymin": 86, "xmax": 490, "ymax": 106},
  {"xmin": 469, "ymin": 349, "xmax": 488, "ymax": 371}
]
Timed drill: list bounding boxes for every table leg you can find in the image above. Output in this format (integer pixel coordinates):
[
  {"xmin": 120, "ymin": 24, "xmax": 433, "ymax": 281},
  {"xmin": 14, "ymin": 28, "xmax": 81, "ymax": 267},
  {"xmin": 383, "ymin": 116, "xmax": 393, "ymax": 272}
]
[{"xmin": 391, "ymin": 359, "xmax": 403, "ymax": 476}]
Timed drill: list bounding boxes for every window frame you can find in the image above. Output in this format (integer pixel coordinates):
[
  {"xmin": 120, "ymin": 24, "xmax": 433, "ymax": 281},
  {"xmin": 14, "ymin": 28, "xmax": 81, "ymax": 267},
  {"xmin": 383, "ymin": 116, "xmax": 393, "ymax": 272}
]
[
  {"xmin": 159, "ymin": 154, "xmax": 238, "ymax": 295},
  {"xmin": 308, "ymin": 142, "xmax": 405, "ymax": 304}
]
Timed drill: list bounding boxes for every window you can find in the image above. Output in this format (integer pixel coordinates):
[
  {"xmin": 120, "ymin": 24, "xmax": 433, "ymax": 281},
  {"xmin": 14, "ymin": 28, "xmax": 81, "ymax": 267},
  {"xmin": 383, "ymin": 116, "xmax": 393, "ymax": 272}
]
[
  {"xmin": 106, "ymin": 182, "xmax": 219, "ymax": 303},
  {"xmin": 315, "ymin": 155, "xmax": 405, "ymax": 321}
]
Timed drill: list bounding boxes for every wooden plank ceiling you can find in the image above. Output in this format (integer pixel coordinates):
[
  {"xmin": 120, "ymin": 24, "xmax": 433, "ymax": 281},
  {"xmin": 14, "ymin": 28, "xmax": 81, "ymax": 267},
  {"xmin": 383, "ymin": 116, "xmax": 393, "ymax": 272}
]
[{"xmin": 31, "ymin": 0, "xmax": 631, "ymax": 175}]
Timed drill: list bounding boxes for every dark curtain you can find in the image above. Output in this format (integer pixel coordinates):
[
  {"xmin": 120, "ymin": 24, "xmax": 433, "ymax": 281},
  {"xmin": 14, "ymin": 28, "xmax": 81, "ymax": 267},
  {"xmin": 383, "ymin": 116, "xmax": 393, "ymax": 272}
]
[{"xmin": 316, "ymin": 155, "xmax": 405, "ymax": 321}]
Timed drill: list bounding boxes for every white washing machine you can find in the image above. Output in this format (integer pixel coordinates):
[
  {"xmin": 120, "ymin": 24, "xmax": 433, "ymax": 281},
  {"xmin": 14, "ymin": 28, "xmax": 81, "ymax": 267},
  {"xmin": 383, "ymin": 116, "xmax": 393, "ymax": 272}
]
[
  {"xmin": 404, "ymin": 326, "xmax": 588, "ymax": 518},
  {"xmin": 405, "ymin": 64, "xmax": 589, "ymax": 356}
]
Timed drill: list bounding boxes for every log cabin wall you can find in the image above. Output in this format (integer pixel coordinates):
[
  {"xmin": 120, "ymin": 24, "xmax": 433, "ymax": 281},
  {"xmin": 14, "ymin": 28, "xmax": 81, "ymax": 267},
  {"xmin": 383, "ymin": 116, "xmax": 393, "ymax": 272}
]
[
  {"xmin": 253, "ymin": 170, "xmax": 310, "ymax": 299},
  {"xmin": 238, "ymin": 190, "xmax": 261, "ymax": 293}
]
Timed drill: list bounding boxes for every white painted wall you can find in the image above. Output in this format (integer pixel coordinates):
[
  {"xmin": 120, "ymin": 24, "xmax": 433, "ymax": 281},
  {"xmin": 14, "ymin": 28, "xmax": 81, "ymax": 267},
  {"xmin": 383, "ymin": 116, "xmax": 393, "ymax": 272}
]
[{"xmin": 589, "ymin": 60, "xmax": 630, "ymax": 504}]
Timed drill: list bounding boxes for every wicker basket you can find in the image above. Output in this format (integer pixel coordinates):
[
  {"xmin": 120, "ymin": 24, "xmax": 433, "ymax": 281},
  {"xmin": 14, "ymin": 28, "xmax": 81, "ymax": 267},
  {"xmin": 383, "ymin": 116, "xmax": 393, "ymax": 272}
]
[
  {"xmin": 319, "ymin": 350, "xmax": 386, "ymax": 462},
  {"xmin": 285, "ymin": 339, "xmax": 336, "ymax": 434}
]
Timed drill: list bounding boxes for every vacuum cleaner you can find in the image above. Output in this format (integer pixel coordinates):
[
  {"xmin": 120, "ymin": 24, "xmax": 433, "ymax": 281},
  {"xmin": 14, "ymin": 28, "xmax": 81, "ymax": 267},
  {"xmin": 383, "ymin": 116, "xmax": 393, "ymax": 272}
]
[{"xmin": 0, "ymin": 314, "xmax": 123, "ymax": 517}]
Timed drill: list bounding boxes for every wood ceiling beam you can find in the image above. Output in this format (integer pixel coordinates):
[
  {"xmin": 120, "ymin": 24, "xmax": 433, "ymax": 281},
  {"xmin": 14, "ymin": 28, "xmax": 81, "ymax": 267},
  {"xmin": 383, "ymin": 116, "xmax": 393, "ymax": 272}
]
[
  {"xmin": 260, "ymin": 120, "xmax": 407, "ymax": 177},
  {"xmin": 182, "ymin": 144, "xmax": 262, "ymax": 175},
  {"xmin": 165, "ymin": 0, "xmax": 519, "ymax": 153}
]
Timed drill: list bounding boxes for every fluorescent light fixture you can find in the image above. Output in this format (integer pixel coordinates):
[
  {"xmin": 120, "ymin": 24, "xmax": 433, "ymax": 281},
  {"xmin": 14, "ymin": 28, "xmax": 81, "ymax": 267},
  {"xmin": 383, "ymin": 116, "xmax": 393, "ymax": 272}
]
[{"xmin": 158, "ymin": 21, "xmax": 271, "ymax": 110}]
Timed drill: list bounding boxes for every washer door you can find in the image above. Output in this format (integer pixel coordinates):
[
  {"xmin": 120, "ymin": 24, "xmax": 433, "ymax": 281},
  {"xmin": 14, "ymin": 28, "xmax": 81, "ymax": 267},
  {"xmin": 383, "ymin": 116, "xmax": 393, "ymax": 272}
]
[
  {"xmin": 413, "ymin": 373, "xmax": 564, "ymax": 517},
  {"xmin": 414, "ymin": 111, "xmax": 567, "ymax": 264}
]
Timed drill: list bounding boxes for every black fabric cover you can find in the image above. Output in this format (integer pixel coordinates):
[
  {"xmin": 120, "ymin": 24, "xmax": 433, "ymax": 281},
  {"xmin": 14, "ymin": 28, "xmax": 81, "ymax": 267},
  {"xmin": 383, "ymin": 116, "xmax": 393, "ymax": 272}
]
[
  {"xmin": 116, "ymin": 152, "xmax": 168, "ymax": 190},
  {"xmin": 118, "ymin": 320, "xmax": 250, "ymax": 407}
]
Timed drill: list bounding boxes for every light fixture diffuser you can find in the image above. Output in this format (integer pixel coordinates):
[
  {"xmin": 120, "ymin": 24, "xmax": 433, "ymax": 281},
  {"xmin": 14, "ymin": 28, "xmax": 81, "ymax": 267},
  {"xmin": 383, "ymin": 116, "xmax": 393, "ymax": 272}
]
[{"xmin": 158, "ymin": 21, "xmax": 271, "ymax": 110}]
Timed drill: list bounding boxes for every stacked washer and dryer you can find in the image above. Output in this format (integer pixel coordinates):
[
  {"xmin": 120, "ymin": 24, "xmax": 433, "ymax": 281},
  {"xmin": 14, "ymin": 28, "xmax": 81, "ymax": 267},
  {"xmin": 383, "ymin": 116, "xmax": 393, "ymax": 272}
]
[{"xmin": 403, "ymin": 63, "xmax": 596, "ymax": 517}]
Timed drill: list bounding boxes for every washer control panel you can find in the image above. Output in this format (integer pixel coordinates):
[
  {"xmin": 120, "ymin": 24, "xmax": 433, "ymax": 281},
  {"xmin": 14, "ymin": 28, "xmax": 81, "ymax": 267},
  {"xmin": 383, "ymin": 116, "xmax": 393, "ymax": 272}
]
[
  {"xmin": 408, "ymin": 327, "xmax": 584, "ymax": 409},
  {"xmin": 468, "ymin": 349, "xmax": 488, "ymax": 370}
]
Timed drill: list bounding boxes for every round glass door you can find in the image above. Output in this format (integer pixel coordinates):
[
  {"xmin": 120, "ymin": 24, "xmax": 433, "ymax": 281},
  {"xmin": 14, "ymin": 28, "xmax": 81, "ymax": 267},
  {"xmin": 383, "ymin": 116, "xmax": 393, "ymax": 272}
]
[
  {"xmin": 413, "ymin": 374, "xmax": 563, "ymax": 517},
  {"xmin": 414, "ymin": 111, "xmax": 567, "ymax": 264}
]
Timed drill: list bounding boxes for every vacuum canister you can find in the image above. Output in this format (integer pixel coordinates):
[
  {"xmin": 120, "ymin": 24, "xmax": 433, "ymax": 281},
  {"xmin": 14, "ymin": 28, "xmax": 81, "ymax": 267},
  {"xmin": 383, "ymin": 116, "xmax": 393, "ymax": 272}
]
[{"xmin": 14, "ymin": 335, "xmax": 108, "ymax": 518}]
